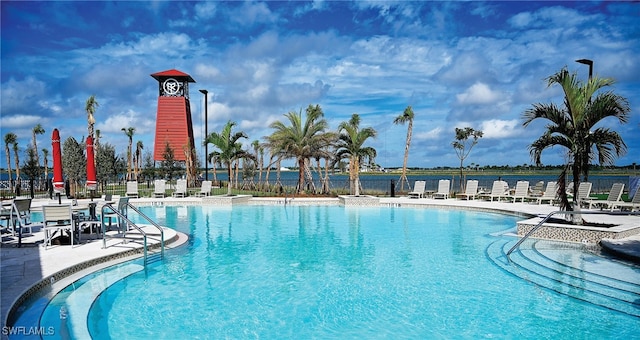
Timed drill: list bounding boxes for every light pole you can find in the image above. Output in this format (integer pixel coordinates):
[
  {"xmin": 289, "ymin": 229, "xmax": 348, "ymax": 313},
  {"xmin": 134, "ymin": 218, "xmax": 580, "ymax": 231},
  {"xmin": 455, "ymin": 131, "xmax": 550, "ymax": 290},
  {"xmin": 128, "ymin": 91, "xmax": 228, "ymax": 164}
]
[
  {"xmin": 199, "ymin": 89, "xmax": 209, "ymax": 181},
  {"xmin": 576, "ymin": 59, "xmax": 593, "ymax": 80}
]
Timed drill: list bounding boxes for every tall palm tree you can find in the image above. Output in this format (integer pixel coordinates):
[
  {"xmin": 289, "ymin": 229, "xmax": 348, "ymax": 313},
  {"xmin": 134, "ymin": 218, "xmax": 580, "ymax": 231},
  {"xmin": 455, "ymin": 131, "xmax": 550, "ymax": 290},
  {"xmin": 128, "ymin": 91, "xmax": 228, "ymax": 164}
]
[
  {"xmin": 12, "ymin": 140, "xmax": 20, "ymax": 193},
  {"xmin": 393, "ymin": 106, "xmax": 414, "ymax": 191},
  {"xmin": 95, "ymin": 129, "xmax": 101, "ymax": 149},
  {"xmin": 205, "ymin": 120, "xmax": 250, "ymax": 195},
  {"xmin": 267, "ymin": 104, "xmax": 332, "ymax": 194},
  {"xmin": 86, "ymin": 95, "xmax": 99, "ymax": 138},
  {"xmin": 42, "ymin": 148, "xmax": 49, "ymax": 189},
  {"xmin": 523, "ymin": 67, "xmax": 630, "ymax": 209},
  {"xmin": 251, "ymin": 140, "xmax": 264, "ymax": 187},
  {"xmin": 135, "ymin": 140, "xmax": 144, "ymax": 180},
  {"xmin": 121, "ymin": 127, "xmax": 135, "ymax": 181},
  {"xmin": 32, "ymin": 124, "xmax": 45, "ymax": 169},
  {"xmin": 335, "ymin": 114, "xmax": 377, "ymax": 196},
  {"xmin": 4, "ymin": 133, "xmax": 16, "ymax": 191}
]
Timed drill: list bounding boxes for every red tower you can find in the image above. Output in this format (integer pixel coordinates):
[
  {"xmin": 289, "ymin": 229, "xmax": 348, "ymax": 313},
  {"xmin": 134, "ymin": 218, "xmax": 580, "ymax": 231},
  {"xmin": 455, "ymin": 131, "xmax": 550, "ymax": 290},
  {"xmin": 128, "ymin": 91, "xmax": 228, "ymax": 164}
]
[{"xmin": 151, "ymin": 69, "xmax": 196, "ymax": 162}]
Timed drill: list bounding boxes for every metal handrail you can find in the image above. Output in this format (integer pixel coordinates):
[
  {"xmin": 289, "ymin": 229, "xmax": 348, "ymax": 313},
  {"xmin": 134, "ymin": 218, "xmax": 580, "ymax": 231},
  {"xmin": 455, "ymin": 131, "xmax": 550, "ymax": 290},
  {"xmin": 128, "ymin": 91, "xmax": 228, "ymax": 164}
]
[
  {"xmin": 101, "ymin": 203, "xmax": 149, "ymax": 264},
  {"xmin": 125, "ymin": 203, "xmax": 165, "ymax": 258},
  {"xmin": 506, "ymin": 209, "xmax": 640, "ymax": 256}
]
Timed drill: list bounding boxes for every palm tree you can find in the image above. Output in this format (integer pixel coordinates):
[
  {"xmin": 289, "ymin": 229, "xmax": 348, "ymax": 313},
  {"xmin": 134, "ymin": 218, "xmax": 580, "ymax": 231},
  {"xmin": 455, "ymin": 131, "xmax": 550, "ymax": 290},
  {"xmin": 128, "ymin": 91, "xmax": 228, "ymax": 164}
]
[
  {"xmin": 267, "ymin": 104, "xmax": 332, "ymax": 194},
  {"xmin": 4, "ymin": 133, "xmax": 16, "ymax": 192},
  {"xmin": 95, "ymin": 129, "xmax": 101, "ymax": 149},
  {"xmin": 121, "ymin": 127, "xmax": 135, "ymax": 181},
  {"xmin": 135, "ymin": 140, "xmax": 144, "ymax": 181},
  {"xmin": 86, "ymin": 95, "xmax": 99, "ymax": 138},
  {"xmin": 335, "ymin": 114, "xmax": 377, "ymax": 196},
  {"xmin": 251, "ymin": 140, "xmax": 264, "ymax": 187},
  {"xmin": 204, "ymin": 120, "xmax": 251, "ymax": 195},
  {"xmin": 523, "ymin": 67, "xmax": 630, "ymax": 210},
  {"xmin": 12, "ymin": 140, "xmax": 20, "ymax": 194},
  {"xmin": 393, "ymin": 106, "xmax": 414, "ymax": 191},
  {"xmin": 42, "ymin": 148, "xmax": 49, "ymax": 190},
  {"xmin": 32, "ymin": 124, "xmax": 45, "ymax": 169}
]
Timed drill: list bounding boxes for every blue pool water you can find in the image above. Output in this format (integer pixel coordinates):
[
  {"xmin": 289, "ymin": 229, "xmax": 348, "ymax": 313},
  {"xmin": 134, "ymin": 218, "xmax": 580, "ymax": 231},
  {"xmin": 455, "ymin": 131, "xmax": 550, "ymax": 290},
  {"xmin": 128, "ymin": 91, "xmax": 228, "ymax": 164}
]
[{"xmin": 15, "ymin": 205, "xmax": 640, "ymax": 338}]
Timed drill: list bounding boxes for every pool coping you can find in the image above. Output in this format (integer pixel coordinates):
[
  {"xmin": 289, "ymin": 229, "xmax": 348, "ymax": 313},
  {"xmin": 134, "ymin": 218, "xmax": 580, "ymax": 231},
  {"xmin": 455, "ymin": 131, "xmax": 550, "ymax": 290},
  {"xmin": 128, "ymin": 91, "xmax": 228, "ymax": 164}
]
[{"xmin": 2, "ymin": 195, "xmax": 638, "ymax": 337}]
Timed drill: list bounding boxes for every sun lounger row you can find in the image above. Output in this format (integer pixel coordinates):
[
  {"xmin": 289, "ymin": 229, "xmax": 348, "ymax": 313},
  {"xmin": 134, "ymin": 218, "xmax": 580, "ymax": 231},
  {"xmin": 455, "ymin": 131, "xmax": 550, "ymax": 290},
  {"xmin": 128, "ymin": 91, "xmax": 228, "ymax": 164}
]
[{"xmin": 125, "ymin": 180, "xmax": 213, "ymax": 198}]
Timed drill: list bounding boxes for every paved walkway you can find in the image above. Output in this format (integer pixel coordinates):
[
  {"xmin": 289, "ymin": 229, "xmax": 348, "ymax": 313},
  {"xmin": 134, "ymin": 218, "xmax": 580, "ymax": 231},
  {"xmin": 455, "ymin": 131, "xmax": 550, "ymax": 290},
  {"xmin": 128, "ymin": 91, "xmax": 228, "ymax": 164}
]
[{"xmin": 1, "ymin": 196, "xmax": 638, "ymax": 333}]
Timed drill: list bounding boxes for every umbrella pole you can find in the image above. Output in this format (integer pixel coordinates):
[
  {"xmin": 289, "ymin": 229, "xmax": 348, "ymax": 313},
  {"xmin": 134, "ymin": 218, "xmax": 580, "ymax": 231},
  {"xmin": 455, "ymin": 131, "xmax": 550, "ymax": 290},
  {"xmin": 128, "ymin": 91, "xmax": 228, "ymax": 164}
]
[{"xmin": 57, "ymin": 192, "xmax": 61, "ymax": 205}]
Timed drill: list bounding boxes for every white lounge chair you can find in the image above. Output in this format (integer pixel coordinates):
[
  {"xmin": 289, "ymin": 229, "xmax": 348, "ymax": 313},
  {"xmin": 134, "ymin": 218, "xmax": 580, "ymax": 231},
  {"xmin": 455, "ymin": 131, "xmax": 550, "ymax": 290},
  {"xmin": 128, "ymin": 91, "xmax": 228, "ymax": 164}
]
[
  {"xmin": 610, "ymin": 188, "xmax": 640, "ymax": 211},
  {"xmin": 153, "ymin": 179, "xmax": 166, "ymax": 198},
  {"xmin": 480, "ymin": 180, "xmax": 509, "ymax": 201},
  {"xmin": 432, "ymin": 179, "xmax": 450, "ymax": 199},
  {"xmin": 583, "ymin": 183, "xmax": 625, "ymax": 211},
  {"xmin": 573, "ymin": 182, "xmax": 592, "ymax": 205},
  {"xmin": 528, "ymin": 181, "xmax": 545, "ymax": 197},
  {"xmin": 507, "ymin": 181, "xmax": 529, "ymax": 203},
  {"xmin": 526, "ymin": 182, "xmax": 557, "ymax": 204},
  {"xmin": 42, "ymin": 204, "xmax": 75, "ymax": 249},
  {"xmin": 456, "ymin": 180, "xmax": 479, "ymax": 200},
  {"xmin": 126, "ymin": 181, "xmax": 139, "ymax": 198},
  {"xmin": 408, "ymin": 180, "xmax": 426, "ymax": 198},
  {"xmin": 173, "ymin": 179, "xmax": 187, "ymax": 198},
  {"xmin": 195, "ymin": 180, "xmax": 212, "ymax": 197}
]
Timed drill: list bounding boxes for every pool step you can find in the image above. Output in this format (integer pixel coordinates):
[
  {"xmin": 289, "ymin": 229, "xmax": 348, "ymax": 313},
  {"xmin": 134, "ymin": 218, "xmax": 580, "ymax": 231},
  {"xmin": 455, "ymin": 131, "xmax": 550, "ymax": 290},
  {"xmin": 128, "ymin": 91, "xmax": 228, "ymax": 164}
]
[
  {"xmin": 487, "ymin": 239, "xmax": 640, "ymax": 318},
  {"xmin": 65, "ymin": 263, "xmax": 145, "ymax": 339}
]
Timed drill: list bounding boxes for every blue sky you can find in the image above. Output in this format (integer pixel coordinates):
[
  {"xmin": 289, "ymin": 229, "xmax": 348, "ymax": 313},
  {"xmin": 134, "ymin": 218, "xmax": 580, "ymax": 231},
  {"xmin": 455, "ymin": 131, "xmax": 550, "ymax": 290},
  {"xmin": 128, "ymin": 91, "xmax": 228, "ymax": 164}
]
[{"xmin": 1, "ymin": 1, "xmax": 639, "ymax": 170}]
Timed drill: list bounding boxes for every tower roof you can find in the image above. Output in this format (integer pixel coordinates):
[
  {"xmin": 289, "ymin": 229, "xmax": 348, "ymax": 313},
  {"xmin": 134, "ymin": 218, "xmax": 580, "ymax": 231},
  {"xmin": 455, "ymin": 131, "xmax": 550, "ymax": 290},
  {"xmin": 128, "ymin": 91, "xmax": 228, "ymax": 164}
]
[{"xmin": 151, "ymin": 69, "xmax": 196, "ymax": 82}]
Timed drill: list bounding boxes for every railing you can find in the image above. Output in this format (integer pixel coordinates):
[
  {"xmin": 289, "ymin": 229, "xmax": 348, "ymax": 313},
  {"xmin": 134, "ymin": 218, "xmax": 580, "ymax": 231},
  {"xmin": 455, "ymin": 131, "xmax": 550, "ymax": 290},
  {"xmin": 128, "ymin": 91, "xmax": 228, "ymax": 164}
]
[
  {"xmin": 125, "ymin": 203, "xmax": 165, "ymax": 258},
  {"xmin": 506, "ymin": 209, "xmax": 640, "ymax": 256},
  {"xmin": 100, "ymin": 202, "xmax": 165, "ymax": 266}
]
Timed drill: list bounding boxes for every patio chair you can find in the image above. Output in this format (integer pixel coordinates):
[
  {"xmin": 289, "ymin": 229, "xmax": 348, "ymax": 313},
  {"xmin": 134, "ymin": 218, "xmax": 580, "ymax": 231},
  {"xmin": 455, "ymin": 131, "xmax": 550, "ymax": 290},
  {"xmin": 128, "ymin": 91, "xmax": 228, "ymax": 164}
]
[
  {"xmin": 408, "ymin": 180, "xmax": 426, "ymax": 198},
  {"xmin": 480, "ymin": 180, "xmax": 509, "ymax": 201},
  {"xmin": 456, "ymin": 180, "xmax": 479, "ymax": 200},
  {"xmin": 507, "ymin": 181, "xmax": 529, "ymax": 203},
  {"xmin": 2, "ymin": 198, "xmax": 34, "ymax": 236},
  {"xmin": 195, "ymin": 180, "xmax": 212, "ymax": 197},
  {"xmin": 529, "ymin": 181, "xmax": 545, "ymax": 197},
  {"xmin": 126, "ymin": 181, "xmax": 139, "ymax": 198},
  {"xmin": 432, "ymin": 179, "xmax": 451, "ymax": 199},
  {"xmin": 583, "ymin": 183, "xmax": 625, "ymax": 211},
  {"xmin": 526, "ymin": 182, "xmax": 557, "ymax": 205},
  {"xmin": 610, "ymin": 188, "xmax": 640, "ymax": 211},
  {"xmin": 42, "ymin": 204, "xmax": 75, "ymax": 249},
  {"xmin": 573, "ymin": 182, "xmax": 593, "ymax": 205},
  {"xmin": 153, "ymin": 179, "xmax": 166, "ymax": 198},
  {"xmin": 173, "ymin": 179, "xmax": 187, "ymax": 198}
]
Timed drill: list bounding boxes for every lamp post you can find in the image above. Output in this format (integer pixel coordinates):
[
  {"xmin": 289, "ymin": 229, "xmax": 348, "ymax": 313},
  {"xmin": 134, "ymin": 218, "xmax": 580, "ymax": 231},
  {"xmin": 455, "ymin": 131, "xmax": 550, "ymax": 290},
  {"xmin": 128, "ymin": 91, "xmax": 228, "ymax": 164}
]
[
  {"xmin": 199, "ymin": 89, "xmax": 209, "ymax": 181},
  {"xmin": 576, "ymin": 59, "xmax": 593, "ymax": 80}
]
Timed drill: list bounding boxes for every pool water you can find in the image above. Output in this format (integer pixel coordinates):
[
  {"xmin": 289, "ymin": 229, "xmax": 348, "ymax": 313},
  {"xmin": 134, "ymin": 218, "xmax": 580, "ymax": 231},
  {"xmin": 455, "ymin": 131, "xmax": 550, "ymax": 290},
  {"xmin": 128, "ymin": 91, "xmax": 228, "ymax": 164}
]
[{"xmin": 23, "ymin": 205, "xmax": 640, "ymax": 338}]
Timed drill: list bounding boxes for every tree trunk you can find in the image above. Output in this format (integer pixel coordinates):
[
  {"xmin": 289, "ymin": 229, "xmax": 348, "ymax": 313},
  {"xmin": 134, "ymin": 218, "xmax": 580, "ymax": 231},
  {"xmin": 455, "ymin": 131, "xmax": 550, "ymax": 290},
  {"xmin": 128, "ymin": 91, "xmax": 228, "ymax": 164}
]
[{"xmin": 297, "ymin": 158, "xmax": 305, "ymax": 193}]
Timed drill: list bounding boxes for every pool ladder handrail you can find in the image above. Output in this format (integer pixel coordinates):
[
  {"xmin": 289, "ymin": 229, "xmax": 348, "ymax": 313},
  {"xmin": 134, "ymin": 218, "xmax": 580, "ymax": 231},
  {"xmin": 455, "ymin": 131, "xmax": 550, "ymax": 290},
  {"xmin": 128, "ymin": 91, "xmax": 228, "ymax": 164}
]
[
  {"xmin": 100, "ymin": 202, "xmax": 165, "ymax": 265},
  {"xmin": 506, "ymin": 209, "xmax": 640, "ymax": 256}
]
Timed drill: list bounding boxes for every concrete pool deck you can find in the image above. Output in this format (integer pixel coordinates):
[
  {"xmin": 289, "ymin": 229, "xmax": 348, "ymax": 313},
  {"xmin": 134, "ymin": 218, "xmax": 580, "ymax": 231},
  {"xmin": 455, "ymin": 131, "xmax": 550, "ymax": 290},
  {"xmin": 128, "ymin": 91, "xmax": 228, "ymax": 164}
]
[{"xmin": 1, "ymin": 195, "xmax": 638, "ymax": 333}]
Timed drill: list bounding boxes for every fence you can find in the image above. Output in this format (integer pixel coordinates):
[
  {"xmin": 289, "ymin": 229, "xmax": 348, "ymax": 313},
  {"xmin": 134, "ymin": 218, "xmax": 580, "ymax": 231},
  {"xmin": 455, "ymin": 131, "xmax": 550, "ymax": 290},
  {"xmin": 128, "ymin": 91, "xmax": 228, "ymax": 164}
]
[{"xmin": 0, "ymin": 176, "xmax": 630, "ymax": 200}]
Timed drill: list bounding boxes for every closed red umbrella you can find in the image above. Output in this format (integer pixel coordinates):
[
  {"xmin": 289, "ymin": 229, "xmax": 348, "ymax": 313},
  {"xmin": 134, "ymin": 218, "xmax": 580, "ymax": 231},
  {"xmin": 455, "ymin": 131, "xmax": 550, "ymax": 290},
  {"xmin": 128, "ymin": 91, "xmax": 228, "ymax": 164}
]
[
  {"xmin": 86, "ymin": 136, "xmax": 97, "ymax": 191},
  {"xmin": 52, "ymin": 129, "xmax": 64, "ymax": 194}
]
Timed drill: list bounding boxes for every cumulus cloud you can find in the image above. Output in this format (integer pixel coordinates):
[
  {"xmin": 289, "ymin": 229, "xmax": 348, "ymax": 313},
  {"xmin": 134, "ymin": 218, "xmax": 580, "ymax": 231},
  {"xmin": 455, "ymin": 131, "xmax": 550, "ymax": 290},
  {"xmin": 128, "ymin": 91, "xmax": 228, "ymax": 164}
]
[
  {"xmin": 456, "ymin": 82, "xmax": 501, "ymax": 105},
  {"xmin": 479, "ymin": 119, "xmax": 521, "ymax": 139}
]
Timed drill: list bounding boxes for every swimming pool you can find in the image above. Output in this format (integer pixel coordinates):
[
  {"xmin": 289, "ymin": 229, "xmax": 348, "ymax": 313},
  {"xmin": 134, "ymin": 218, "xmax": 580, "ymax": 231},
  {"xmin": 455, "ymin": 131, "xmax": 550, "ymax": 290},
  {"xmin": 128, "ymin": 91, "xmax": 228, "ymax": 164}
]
[{"xmin": 16, "ymin": 205, "xmax": 640, "ymax": 338}]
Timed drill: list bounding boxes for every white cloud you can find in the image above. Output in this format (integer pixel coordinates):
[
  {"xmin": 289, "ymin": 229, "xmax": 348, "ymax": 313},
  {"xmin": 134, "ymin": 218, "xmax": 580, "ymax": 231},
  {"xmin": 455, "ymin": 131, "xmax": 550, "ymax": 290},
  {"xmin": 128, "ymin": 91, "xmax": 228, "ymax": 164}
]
[
  {"xmin": 1, "ymin": 77, "xmax": 47, "ymax": 113},
  {"xmin": 456, "ymin": 83, "xmax": 501, "ymax": 105},
  {"xmin": 479, "ymin": 119, "xmax": 520, "ymax": 139},
  {"xmin": 414, "ymin": 126, "xmax": 443, "ymax": 140},
  {"xmin": 195, "ymin": 2, "xmax": 217, "ymax": 20}
]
